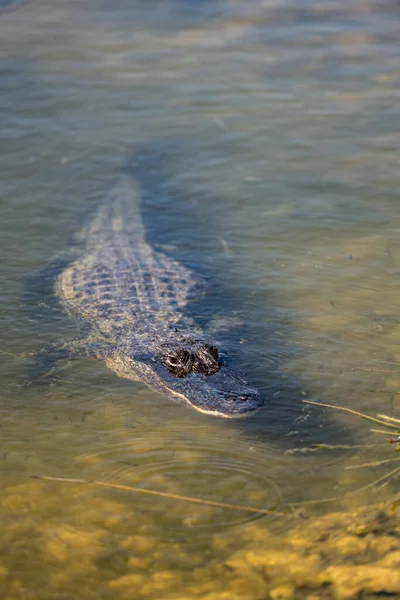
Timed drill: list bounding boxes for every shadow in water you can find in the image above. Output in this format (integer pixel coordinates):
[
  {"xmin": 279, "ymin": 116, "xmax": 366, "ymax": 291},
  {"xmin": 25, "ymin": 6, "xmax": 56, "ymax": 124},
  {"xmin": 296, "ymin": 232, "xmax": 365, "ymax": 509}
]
[
  {"xmin": 11, "ymin": 139, "xmax": 358, "ymax": 535},
  {"xmin": 124, "ymin": 140, "xmax": 354, "ymax": 450},
  {"xmin": 16, "ymin": 138, "xmax": 354, "ymax": 453}
]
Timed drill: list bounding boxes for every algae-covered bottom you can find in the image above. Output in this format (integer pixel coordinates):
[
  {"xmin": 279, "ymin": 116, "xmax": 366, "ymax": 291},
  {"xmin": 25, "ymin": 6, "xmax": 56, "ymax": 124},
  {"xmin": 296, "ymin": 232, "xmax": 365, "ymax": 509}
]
[{"xmin": 1, "ymin": 474, "xmax": 399, "ymax": 600}]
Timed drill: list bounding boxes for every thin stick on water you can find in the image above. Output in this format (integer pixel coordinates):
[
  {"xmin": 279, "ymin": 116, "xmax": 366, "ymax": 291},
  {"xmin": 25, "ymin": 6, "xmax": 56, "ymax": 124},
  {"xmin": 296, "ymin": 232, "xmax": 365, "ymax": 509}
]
[
  {"xmin": 303, "ymin": 399, "xmax": 400, "ymax": 429},
  {"xmin": 289, "ymin": 465, "xmax": 400, "ymax": 508},
  {"xmin": 351, "ymin": 367, "xmax": 400, "ymax": 373},
  {"xmin": 376, "ymin": 414, "xmax": 400, "ymax": 426},
  {"xmin": 345, "ymin": 457, "xmax": 400, "ymax": 470},
  {"xmin": 0, "ymin": 349, "xmax": 35, "ymax": 359},
  {"xmin": 370, "ymin": 429, "xmax": 397, "ymax": 435},
  {"xmin": 284, "ymin": 442, "xmax": 381, "ymax": 455},
  {"xmin": 30, "ymin": 475, "xmax": 291, "ymax": 518}
]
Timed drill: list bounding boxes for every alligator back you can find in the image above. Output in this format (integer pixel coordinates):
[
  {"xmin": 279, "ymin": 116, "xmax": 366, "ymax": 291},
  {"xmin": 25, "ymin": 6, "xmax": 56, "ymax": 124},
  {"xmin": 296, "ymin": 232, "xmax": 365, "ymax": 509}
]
[{"xmin": 56, "ymin": 175, "xmax": 199, "ymax": 338}]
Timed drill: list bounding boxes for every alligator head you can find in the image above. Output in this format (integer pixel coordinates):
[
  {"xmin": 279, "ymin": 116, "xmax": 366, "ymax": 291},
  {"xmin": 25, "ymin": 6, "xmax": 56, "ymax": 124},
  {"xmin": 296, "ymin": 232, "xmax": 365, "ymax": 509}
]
[{"xmin": 106, "ymin": 335, "xmax": 263, "ymax": 418}]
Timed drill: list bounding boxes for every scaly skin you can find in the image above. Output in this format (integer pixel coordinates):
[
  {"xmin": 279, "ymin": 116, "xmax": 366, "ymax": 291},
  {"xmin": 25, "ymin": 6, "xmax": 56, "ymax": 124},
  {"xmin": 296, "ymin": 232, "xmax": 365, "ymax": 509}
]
[{"xmin": 56, "ymin": 174, "xmax": 262, "ymax": 417}]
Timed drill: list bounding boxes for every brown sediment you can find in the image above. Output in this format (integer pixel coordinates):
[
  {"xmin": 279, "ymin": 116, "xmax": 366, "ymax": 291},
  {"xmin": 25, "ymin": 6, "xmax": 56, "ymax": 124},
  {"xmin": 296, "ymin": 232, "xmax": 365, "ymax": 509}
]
[{"xmin": 2, "ymin": 478, "xmax": 400, "ymax": 600}]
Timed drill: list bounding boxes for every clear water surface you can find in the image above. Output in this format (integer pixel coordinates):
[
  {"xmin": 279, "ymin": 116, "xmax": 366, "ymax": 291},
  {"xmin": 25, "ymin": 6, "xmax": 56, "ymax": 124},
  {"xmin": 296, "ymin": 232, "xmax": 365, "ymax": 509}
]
[{"xmin": 0, "ymin": 0, "xmax": 399, "ymax": 598}]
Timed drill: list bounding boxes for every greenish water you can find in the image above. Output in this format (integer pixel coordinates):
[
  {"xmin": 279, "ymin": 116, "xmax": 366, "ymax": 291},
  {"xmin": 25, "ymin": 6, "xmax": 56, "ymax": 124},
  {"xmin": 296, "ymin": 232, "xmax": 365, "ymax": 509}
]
[{"xmin": 1, "ymin": 0, "xmax": 400, "ymax": 598}]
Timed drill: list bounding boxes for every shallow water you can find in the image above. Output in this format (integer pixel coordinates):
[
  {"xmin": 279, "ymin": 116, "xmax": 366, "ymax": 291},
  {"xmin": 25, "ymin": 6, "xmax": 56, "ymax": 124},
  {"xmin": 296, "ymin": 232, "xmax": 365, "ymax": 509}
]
[{"xmin": 0, "ymin": 0, "xmax": 400, "ymax": 598}]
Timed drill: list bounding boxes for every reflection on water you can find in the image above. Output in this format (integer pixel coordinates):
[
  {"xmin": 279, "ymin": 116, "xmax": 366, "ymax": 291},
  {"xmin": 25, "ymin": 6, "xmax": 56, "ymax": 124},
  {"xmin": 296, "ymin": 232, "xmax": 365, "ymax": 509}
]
[{"xmin": 0, "ymin": 0, "xmax": 400, "ymax": 597}]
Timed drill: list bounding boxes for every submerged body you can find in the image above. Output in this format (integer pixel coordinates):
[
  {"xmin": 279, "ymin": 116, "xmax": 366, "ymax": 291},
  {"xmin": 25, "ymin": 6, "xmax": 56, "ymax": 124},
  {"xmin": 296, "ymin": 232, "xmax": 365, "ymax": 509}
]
[{"xmin": 56, "ymin": 174, "xmax": 262, "ymax": 417}]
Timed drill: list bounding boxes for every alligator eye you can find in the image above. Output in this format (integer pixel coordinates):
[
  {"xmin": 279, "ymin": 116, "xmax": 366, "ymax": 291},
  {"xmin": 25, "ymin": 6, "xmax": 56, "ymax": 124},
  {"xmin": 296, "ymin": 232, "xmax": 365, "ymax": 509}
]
[
  {"xmin": 192, "ymin": 344, "xmax": 220, "ymax": 376},
  {"xmin": 160, "ymin": 348, "xmax": 193, "ymax": 378}
]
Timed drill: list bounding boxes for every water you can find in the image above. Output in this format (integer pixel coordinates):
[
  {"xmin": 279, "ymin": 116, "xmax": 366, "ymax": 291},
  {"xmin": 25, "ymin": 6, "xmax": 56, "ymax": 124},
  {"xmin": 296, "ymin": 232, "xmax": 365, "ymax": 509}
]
[{"xmin": 1, "ymin": 0, "xmax": 400, "ymax": 597}]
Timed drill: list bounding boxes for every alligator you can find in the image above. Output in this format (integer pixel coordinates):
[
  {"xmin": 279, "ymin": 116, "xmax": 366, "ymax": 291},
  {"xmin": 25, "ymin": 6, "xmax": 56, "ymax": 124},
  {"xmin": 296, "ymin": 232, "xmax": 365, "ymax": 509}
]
[{"xmin": 54, "ymin": 166, "xmax": 263, "ymax": 418}]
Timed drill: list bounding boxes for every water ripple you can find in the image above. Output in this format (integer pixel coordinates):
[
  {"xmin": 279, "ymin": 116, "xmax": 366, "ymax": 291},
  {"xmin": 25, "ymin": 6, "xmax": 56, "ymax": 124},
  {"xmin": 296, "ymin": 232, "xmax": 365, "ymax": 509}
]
[{"xmin": 71, "ymin": 424, "xmax": 292, "ymax": 532}]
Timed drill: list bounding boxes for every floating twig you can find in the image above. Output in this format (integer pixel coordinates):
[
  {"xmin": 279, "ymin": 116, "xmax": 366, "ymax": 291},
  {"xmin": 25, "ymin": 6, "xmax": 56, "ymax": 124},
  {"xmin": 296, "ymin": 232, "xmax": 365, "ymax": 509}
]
[
  {"xmin": 290, "ymin": 465, "xmax": 400, "ymax": 508},
  {"xmin": 376, "ymin": 414, "xmax": 400, "ymax": 426},
  {"xmin": 345, "ymin": 457, "xmax": 400, "ymax": 470},
  {"xmin": 31, "ymin": 475, "xmax": 291, "ymax": 518},
  {"xmin": 303, "ymin": 399, "xmax": 400, "ymax": 429},
  {"xmin": 285, "ymin": 443, "xmax": 380, "ymax": 455},
  {"xmin": 351, "ymin": 367, "xmax": 400, "ymax": 374}
]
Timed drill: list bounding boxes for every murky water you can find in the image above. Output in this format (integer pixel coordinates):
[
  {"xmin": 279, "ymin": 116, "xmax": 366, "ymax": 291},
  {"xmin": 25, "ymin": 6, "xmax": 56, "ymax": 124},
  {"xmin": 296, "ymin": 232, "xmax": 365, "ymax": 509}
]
[{"xmin": 1, "ymin": 0, "xmax": 400, "ymax": 598}]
